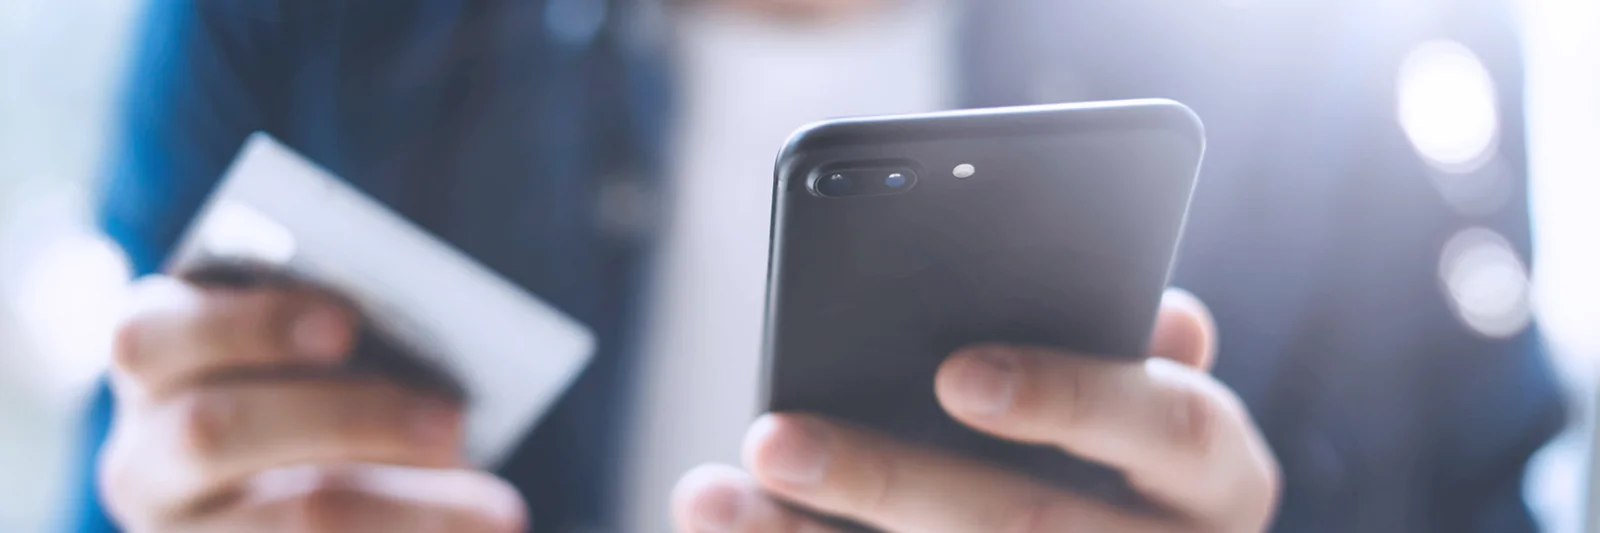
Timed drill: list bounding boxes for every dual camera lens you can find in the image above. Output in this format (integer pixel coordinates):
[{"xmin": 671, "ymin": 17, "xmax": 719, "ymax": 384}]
[{"xmin": 815, "ymin": 167, "xmax": 918, "ymax": 198}]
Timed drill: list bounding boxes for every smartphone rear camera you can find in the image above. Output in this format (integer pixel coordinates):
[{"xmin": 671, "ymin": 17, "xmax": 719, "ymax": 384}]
[
  {"xmin": 818, "ymin": 173, "xmax": 853, "ymax": 196},
  {"xmin": 813, "ymin": 167, "xmax": 917, "ymax": 198}
]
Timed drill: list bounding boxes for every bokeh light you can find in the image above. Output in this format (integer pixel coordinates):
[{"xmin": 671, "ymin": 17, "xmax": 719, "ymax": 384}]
[
  {"xmin": 1439, "ymin": 227, "xmax": 1533, "ymax": 339},
  {"xmin": 1398, "ymin": 40, "xmax": 1500, "ymax": 173},
  {"xmin": 9, "ymin": 229, "xmax": 130, "ymax": 393}
]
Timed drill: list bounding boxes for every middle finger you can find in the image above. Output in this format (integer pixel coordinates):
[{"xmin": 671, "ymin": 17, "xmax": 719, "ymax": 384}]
[
  {"xmin": 934, "ymin": 345, "xmax": 1273, "ymax": 517},
  {"xmin": 103, "ymin": 378, "xmax": 463, "ymax": 521}
]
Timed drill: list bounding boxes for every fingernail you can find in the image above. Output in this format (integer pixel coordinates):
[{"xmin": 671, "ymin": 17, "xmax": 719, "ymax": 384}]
[
  {"xmin": 292, "ymin": 304, "xmax": 348, "ymax": 359},
  {"xmin": 689, "ymin": 482, "xmax": 750, "ymax": 533},
  {"xmin": 946, "ymin": 349, "xmax": 1019, "ymax": 416},
  {"xmin": 755, "ymin": 415, "xmax": 832, "ymax": 487},
  {"xmin": 410, "ymin": 397, "xmax": 460, "ymax": 446}
]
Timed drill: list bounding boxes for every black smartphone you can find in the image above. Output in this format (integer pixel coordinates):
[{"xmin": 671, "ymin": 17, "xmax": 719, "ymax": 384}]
[{"xmin": 761, "ymin": 99, "xmax": 1205, "ymax": 527}]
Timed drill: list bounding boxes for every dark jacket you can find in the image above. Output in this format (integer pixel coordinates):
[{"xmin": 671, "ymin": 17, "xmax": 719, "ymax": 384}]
[{"xmin": 74, "ymin": 1, "xmax": 1563, "ymax": 532}]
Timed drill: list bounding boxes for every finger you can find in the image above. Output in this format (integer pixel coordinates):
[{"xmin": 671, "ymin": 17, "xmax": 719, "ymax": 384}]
[
  {"xmin": 101, "ymin": 379, "xmax": 463, "ymax": 522},
  {"xmin": 743, "ymin": 414, "xmax": 1173, "ymax": 533},
  {"xmin": 673, "ymin": 464, "xmax": 843, "ymax": 533},
  {"xmin": 936, "ymin": 346, "xmax": 1277, "ymax": 525},
  {"xmin": 187, "ymin": 464, "xmax": 524, "ymax": 533},
  {"xmin": 112, "ymin": 276, "xmax": 357, "ymax": 398},
  {"xmin": 717, "ymin": 0, "xmax": 887, "ymax": 22},
  {"xmin": 1149, "ymin": 288, "xmax": 1217, "ymax": 370}
]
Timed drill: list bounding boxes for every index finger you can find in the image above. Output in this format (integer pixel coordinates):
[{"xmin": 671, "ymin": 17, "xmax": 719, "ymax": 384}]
[
  {"xmin": 111, "ymin": 276, "xmax": 357, "ymax": 399},
  {"xmin": 743, "ymin": 414, "xmax": 1173, "ymax": 533}
]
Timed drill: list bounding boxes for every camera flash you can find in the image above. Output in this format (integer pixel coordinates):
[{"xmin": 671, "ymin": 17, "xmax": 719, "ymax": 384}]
[{"xmin": 953, "ymin": 163, "xmax": 976, "ymax": 179}]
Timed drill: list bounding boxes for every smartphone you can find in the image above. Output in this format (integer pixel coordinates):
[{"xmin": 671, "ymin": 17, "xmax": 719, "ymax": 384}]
[{"xmin": 761, "ymin": 99, "xmax": 1205, "ymax": 525}]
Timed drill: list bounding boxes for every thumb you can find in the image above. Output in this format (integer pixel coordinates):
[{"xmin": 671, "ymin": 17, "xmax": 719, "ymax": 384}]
[{"xmin": 1149, "ymin": 288, "xmax": 1218, "ymax": 371}]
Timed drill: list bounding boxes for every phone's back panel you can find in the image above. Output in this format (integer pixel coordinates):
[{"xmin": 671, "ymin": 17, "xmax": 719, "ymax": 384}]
[{"xmin": 764, "ymin": 101, "xmax": 1204, "ymax": 507}]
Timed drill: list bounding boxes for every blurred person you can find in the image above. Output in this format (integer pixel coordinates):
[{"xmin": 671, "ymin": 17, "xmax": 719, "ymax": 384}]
[{"xmin": 69, "ymin": 1, "xmax": 1563, "ymax": 533}]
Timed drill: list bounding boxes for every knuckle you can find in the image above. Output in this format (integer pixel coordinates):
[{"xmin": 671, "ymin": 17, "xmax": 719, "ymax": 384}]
[
  {"xmin": 254, "ymin": 467, "xmax": 511, "ymax": 533},
  {"xmin": 114, "ymin": 276, "xmax": 201, "ymax": 373},
  {"xmin": 288, "ymin": 486, "xmax": 364, "ymax": 533},
  {"xmin": 331, "ymin": 382, "xmax": 417, "ymax": 437},
  {"xmin": 1053, "ymin": 358, "xmax": 1095, "ymax": 430},
  {"xmin": 198, "ymin": 288, "xmax": 304, "ymax": 345},
  {"xmin": 172, "ymin": 391, "xmax": 230, "ymax": 458},
  {"xmin": 1147, "ymin": 358, "xmax": 1235, "ymax": 456},
  {"xmin": 240, "ymin": 466, "xmax": 372, "ymax": 533},
  {"xmin": 1002, "ymin": 495, "xmax": 1074, "ymax": 533},
  {"xmin": 1166, "ymin": 383, "xmax": 1219, "ymax": 454},
  {"xmin": 267, "ymin": 483, "xmax": 363, "ymax": 533},
  {"xmin": 196, "ymin": 292, "xmax": 270, "ymax": 345},
  {"xmin": 325, "ymin": 408, "xmax": 385, "ymax": 449},
  {"xmin": 109, "ymin": 315, "xmax": 148, "ymax": 375}
]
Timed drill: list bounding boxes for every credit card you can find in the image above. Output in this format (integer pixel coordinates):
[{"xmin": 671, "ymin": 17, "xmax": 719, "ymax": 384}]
[{"xmin": 169, "ymin": 133, "xmax": 595, "ymax": 467}]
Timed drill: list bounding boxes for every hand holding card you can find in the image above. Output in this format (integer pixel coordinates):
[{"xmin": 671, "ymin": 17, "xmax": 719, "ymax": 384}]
[{"xmin": 167, "ymin": 133, "xmax": 595, "ymax": 467}]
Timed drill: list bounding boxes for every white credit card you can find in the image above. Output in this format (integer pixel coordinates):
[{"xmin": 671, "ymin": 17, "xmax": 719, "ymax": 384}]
[{"xmin": 170, "ymin": 133, "xmax": 596, "ymax": 467}]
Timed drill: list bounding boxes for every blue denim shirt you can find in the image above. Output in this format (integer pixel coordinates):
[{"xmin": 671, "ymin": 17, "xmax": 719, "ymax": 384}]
[{"xmin": 76, "ymin": 1, "xmax": 1564, "ymax": 532}]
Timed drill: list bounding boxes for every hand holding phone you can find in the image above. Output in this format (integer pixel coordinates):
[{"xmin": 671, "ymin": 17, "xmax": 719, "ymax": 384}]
[
  {"xmin": 672, "ymin": 290, "xmax": 1278, "ymax": 533},
  {"xmin": 670, "ymin": 100, "xmax": 1280, "ymax": 532}
]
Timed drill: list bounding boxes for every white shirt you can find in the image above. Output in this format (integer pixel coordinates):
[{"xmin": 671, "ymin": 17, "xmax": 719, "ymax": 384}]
[{"xmin": 620, "ymin": 3, "xmax": 958, "ymax": 532}]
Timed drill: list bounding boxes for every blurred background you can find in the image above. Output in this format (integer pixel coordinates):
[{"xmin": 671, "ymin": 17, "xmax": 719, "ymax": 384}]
[{"xmin": 1, "ymin": 0, "xmax": 1597, "ymax": 532}]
